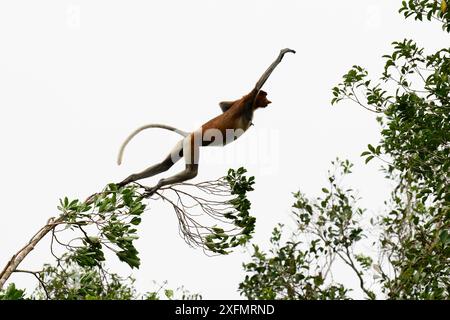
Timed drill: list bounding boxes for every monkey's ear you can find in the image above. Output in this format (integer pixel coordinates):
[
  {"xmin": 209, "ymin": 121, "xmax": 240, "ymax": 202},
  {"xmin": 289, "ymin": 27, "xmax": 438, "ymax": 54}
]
[{"xmin": 219, "ymin": 101, "xmax": 234, "ymax": 113}]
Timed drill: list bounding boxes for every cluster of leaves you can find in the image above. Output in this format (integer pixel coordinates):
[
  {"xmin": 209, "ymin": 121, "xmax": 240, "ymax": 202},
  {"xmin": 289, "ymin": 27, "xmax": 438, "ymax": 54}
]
[
  {"xmin": 0, "ymin": 283, "xmax": 26, "ymax": 300},
  {"xmin": 0, "ymin": 259, "xmax": 201, "ymax": 300},
  {"xmin": 379, "ymin": 195, "xmax": 449, "ymax": 299},
  {"xmin": 34, "ymin": 257, "xmax": 138, "ymax": 300},
  {"xmin": 241, "ymin": 1, "xmax": 448, "ymax": 300},
  {"xmin": 240, "ymin": 160, "xmax": 370, "ymax": 300},
  {"xmin": 331, "ymin": 3, "xmax": 449, "ymax": 299},
  {"xmin": 333, "ymin": 40, "xmax": 449, "ymax": 204},
  {"xmin": 33, "ymin": 258, "xmax": 202, "ymax": 300},
  {"xmin": 58, "ymin": 184, "xmax": 146, "ymax": 269},
  {"xmin": 62, "ymin": 169, "xmax": 258, "ymax": 264},
  {"xmin": 204, "ymin": 168, "xmax": 256, "ymax": 254},
  {"xmin": 399, "ymin": 0, "xmax": 450, "ymax": 32}
]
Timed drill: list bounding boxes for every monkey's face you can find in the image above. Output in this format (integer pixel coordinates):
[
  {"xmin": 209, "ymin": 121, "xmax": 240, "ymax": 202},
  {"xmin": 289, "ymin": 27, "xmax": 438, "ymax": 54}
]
[{"xmin": 254, "ymin": 90, "xmax": 272, "ymax": 109}]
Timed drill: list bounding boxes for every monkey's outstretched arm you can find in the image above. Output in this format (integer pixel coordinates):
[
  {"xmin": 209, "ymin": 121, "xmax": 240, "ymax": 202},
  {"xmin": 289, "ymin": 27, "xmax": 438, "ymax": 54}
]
[
  {"xmin": 117, "ymin": 124, "xmax": 189, "ymax": 165},
  {"xmin": 254, "ymin": 48, "xmax": 296, "ymax": 92}
]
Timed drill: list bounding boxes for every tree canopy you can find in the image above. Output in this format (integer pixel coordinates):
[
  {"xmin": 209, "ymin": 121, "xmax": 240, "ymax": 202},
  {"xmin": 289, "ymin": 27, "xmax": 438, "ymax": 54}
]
[{"xmin": 240, "ymin": 0, "xmax": 449, "ymax": 300}]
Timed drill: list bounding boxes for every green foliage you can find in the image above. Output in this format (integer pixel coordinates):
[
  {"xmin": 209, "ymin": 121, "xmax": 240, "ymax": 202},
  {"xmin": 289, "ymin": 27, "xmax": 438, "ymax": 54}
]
[
  {"xmin": 332, "ymin": 47, "xmax": 450, "ymax": 298},
  {"xmin": 355, "ymin": 254, "xmax": 373, "ymax": 271},
  {"xmin": 61, "ymin": 168, "xmax": 256, "ymax": 261},
  {"xmin": 0, "ymin": 283, "xmax": 26, "ymax": 300},
  {"xmin": 399, "ymin": 0, "xmax": 450, "ymax": 32},
  {"xmin": 58, "ymin": 184, "xmax": 145, "ymax": 270},
  {"xmin": 72, "ymin": 240, "xmax": 105, "ymax": 268},
  {"xmin": 240, "ymin": 160, "xmax": 365, "ymax": 300},
  {"xmin": 334, "ymin": 39, "xmax": 449, "ymax": 206},
  {"xmin": 16, "ymin": 257, "xmax": 202, "ymax": 300},
  {"xmin": 241, "ymin": 2, "xmax": 448, "ymax": 300},
  {"xmin": 205, "ymin": 167, "xmax": 256, "ymax": 254},
  {"xmin": 33, "ymin": 258, "xmax": 137, "ymax": 300},
  {"xmin": 330, "ymin": 2, "xmax": 449, "ymax": 299}
]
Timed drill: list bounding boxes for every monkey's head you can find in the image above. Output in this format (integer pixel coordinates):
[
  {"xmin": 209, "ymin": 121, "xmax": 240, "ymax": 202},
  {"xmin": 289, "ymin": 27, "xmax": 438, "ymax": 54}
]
[{"xmin": 254, "ymin": 90, "xmax": 272, "ymax": 110}]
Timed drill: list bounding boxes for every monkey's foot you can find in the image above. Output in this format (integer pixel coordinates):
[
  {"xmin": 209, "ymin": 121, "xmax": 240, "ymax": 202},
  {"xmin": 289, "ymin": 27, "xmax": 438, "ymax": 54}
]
[
  {"xmin": 144, "ymin": 185, "xmax": 160, "ymax": 197},
  {"xmin": 116, "ymin": 179, "xmax": 135, "ymax": 189},
  {"xmin": 116, "ymin": 182, "xmax": 125, "ymax": 188},
  {"xmin": 117, "ymin": 174, "xmax": 139, "ymax": 188}
]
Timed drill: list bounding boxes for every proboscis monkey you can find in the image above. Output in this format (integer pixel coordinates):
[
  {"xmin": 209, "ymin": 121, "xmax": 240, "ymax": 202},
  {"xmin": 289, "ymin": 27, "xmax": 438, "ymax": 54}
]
[{"xmin": 117, "ymin": 48, "xmax": 295, "ymax": 194}]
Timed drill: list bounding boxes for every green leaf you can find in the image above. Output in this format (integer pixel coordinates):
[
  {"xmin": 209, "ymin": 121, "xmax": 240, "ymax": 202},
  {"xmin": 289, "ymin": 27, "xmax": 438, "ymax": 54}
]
[
  {"xmin": 164, "ymin": 289, "xmax": 174, "ymax": 299},
  {"xmin": 130, "ymin": 217, "xmax": 141, "ymax": 225},
  {"xmin": 365, "ymin": 155, "xmax": 375, "ymax": 164}
]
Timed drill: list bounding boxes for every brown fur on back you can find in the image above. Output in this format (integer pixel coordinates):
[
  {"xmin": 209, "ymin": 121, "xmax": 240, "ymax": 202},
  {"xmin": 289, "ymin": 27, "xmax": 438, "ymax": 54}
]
[{"xmin": 200, "ymin": 89, "xmax": 270, "ymax": 146}]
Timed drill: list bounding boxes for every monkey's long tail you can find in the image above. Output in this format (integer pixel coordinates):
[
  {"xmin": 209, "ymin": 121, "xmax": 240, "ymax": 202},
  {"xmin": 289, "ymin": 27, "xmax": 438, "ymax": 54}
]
[{"xmin": 117, "ymin": 124, "xmax": 189, "ymax": 165}]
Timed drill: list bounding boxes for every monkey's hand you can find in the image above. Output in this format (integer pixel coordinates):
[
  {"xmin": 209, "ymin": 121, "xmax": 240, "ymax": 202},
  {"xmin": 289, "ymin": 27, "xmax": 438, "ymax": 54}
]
[{"xmin": 280, "ymin": 48, "xmax": 296, "ymax": 56}]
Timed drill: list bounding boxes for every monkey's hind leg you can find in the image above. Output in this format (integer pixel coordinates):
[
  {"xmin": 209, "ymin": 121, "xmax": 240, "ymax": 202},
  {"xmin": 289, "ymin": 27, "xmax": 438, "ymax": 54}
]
[
  {"xmin": 146, "ymin": 134, "xmax": 199, "ymax": 195},
  {"xmin": 117, "ymin": 139, "xmax": 184, "ymax": 187}
]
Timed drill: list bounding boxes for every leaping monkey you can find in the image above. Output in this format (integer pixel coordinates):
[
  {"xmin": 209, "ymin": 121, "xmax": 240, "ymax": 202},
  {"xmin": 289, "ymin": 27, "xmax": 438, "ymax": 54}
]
[{"xmin": 117, "ymin": 48, "xmax": 296, "ymax": 194}]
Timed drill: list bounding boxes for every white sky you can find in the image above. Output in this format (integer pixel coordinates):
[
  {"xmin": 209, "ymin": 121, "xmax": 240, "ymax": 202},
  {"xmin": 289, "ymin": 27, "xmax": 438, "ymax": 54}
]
[{"xmin": 0, "ymin": 1, "xmax": 447, "ymax": 299}]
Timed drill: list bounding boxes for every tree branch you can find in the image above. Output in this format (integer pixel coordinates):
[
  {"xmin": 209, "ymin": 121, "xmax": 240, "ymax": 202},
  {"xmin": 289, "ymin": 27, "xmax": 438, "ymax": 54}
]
[{"xmin": 0, "ymin": 216, "xmax": 65, "ymax": 289}]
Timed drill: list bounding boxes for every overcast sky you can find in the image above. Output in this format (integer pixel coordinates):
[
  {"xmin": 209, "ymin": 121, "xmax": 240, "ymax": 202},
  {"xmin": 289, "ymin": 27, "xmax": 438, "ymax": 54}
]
[{"xmin": 0, "ymin": 1, "xmax": 447, "ymax": 299}]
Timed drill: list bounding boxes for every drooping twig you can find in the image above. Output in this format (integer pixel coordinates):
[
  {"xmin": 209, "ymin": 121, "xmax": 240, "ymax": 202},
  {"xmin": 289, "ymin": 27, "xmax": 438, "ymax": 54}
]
[{"xmin": 13, "ymin": 269, "xmax": 49, "ymax": 300}]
